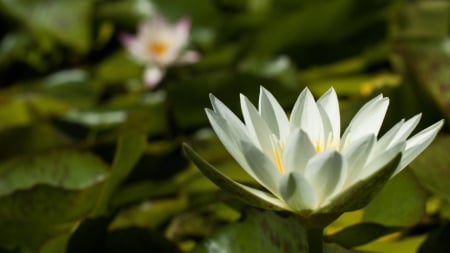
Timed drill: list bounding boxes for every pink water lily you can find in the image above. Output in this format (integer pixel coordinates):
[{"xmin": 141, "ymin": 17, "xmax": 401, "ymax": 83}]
[
  {"xmin": 204, "ymin": 87, "xmax": 443, "ymax": 213},
  {"xmin": 120, "ymin": 15, "xmax": 199, "ymax": 88}
]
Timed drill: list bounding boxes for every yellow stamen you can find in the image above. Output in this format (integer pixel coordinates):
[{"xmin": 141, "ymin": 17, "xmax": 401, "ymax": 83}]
[
  {"xmin": 315, "ymin": 141, "xmax": 323, "ymax": 153},
  {"xmin": 271, "ymin": 135, "xmax": 285, "ymax": 174},
  {"xmin": 274, "ymin": 149, "xmax": 285, "ymax": 174},
  {"xmin": 148, "ymin": 41, "xmax": 169, "ymax": 56}
]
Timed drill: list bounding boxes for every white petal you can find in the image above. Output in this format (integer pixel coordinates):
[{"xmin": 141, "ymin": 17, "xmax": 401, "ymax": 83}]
[
  {"xmin": 240, "ymin": 94, "xmax": 273, "ymax": 155},
  {"xmin": 279, "ymin": 172, "xmax": 317, "ymax": 211},
  {"xmin": 355, "ymin": 142, "xmax": 404, "ymax": 182},
  {"xmin": 290, "ymin": 88, "xmax": 323, "ymax": 145},
  {"xmin": 258, "ymin": 87, "xmax": 290, "ymax": 140},
  {"xmin": 342, "ymin": 95, "xmax": 389, "ymax": 145},
  {"xmin": 209, "ymin": 94, "xmax": 248, "ymax": 138},
  {"xmin": 144, "ymin": 66, "xmax": 164, "ymax": 88},
  {"xmin": 174, "ymin": 17, "xmax": 190, "ymax": 47},
  {"xmin": 240, "ymin": 140, "xmax": 282, "ymax": 197},
  {"xmin": 342, "ymin": 134, "xmax": 375, "ymax": 187},
  {"xmin": 120, "ymin": 33, "xmax": 150, "ymax": 63},
  {"xmin": 317, "ymin": 87, "xmax": 340, "ymax": 144},
  {"xmin": 304, "ymin": 150, "xmax": 346, "ymax": 206},
  {"xmin": 282, "ymin": 128, "xmax": 316, "ymax": 174},
  {"xmin": 238, "ymin": 183, "xmax": 290, "ymax": 210},
  {"xmin": 398, "ymin": 120, "xmax": 444, "ymax": 172},
  {"xmin": 392, "ymin": 114, "xmax": 422, "ymax": 144},
  {"xmin": 374, "ymin": 114, "xmax": 421, "ymax": 155},
  {"xmin": 206, "ymin": 109, "xmax": 251, "ymax": 175}
]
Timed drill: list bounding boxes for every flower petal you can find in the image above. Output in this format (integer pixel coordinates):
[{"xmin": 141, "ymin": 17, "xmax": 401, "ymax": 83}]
[
  {"xmin": 240, "ymin": 94, "xmax": 273, "ymax": 155},
  {"xmin": 398, "ymin": 120, "xmax": 444, "ymax": 173},
  {"xmin": 240, "ymin": 140, "xmax": 282, "ymax": 197},
  {"xmin": 120, "ymin": 33, "xmax": 149, "ymax": 63},
  {"xmin": 209, "ymin": 94, "xmax": 250, "ymax": 142},
  {"xmin": 374, "ymin": 114, "xmax": 421, "ymax": 156},
  {"xmin": 342, "ymin": 134, "xmax": 375, "ymax": 187},
  {"xmin": 304, "ymin": 150, "xmax": 346, "ymax": 206},
  {"xmin": 174, "ymin": 17, "xmax": 190, "ymax": 47},
  {"xmin": 206, "ymin": 109, "xmax": 249, "ymax": 170},
  {"xmin": 282, "ymin": 128, "xmax": 316, "ymax": 174},
  {"xmin": 317, "ymin": 87, "xmax": 340, "ymax": 144},
  {"xmin": 318, "ymin": 153, "xmax": 402, "ymax": 214},
  {"xmin": 258, "ymin": 87, "xmax": 290, "ymax": 140},
  {"xmin": 341, "ymin": 95, "xmax": 389, "ymax": 146},
  {"xmin": 290, "ymin": 88, "xmax": 323, "ymax": 144},
  {"xmin": 279, "ymin": 172, "xmax": 317, "ymax": 211},
  {"xmin": 355, "ymin": 142, "xmax": 405, "ymax": 182},
  {"xmin": 144, "ymin": 66, "xmax": 165, "ymax": 88}
]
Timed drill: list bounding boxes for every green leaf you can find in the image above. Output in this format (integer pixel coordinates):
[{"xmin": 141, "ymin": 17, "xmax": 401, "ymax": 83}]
[
  {"xmin": 0, "ymin": 124, "xmax": 70, "ymax": 159},
  {"xmin": 362, "ymin": 170, "xmax": 426, "ymax": 227},
  {"xmin": 318, "ymin": 154, "xmax": 402, "ymax": 213},
  {"xmin": 0, "ymin": 221, "xmax": 72, "ymax": 252},
  {"xmin": 192, "ymin": 209, "xmax": 308, "ymax": 253},
  {"xmin": 193, "ymin": 209, "xmax": 362, "ymax": 253},
  {"xmin": 410, "ymin": 135, "xmax": 450, "ymax": 202},
  {"xmin": 0, "ymin": 0, "xmax": 93, "ymax": 52},
  {"xmin": 326, "ymin": 222, "xmax": 400, "ymax": 248},
  {"xmin": 183, "ymin": 143, "xmax": 285, "ymax": 211},
  {"xmin": 0, "ymin": 151, "xmax": 108, "ymax": 198},
  {"xmin": 395, "ymin": 39, "xmax": 450, "ymax": 122},
  {"xmin": 0, "ymin": 151, "xmax": 108, "ymax": 251},
  {"xmin": 94, "ymin": 132, "xmax": 147, "ymax": 215}
]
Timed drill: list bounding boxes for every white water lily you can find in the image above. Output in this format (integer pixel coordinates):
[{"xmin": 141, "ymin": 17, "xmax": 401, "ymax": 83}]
[
  {"xmin": 204, "ymin": 87, "xmax": 443, "ymax": 214},
  {"xmin": 120, "ymin": 15, "xmax": 199, "ymax": 88}
]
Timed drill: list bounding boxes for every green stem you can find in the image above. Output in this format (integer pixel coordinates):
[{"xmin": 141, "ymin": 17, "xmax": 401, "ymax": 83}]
[{"xmin": 306, "ymin": 227, "xmax": 324, "ymax": 253}]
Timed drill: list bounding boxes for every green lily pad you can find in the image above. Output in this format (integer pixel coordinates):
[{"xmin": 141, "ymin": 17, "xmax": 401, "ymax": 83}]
[
  {"xmin": 193, "ymin": 209, "xmax": 362, "ymax": 253},
  {"xmin": 326, "ymin": 222, "xmax": 400, "ymax": 248},
  {"xmin": 410, "ymin": 135, "xmax": 450, "ymax": 202},
  {"xmin": 363, "ymin": 170, "xmax": 427, "ymax": 227},
  {"xmin": 0, "ymin": 0, "xmax": 93, "ymax": 52},
  {"xmin": 0, "ymin": 151, "xmax": 108, "ymax": 198},
  {"xmin": 94, "ymin": 132, "xmax": 147, "ymax": 215}
]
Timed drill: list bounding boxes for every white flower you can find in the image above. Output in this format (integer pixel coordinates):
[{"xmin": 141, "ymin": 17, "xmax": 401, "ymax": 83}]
[
  {"xmin": 204, "ymin": 87, "xmax": 443, "ymax": 214},
  {"xmin": 120, "ymin": 15, "xmax": 200, "ymax": 88}
]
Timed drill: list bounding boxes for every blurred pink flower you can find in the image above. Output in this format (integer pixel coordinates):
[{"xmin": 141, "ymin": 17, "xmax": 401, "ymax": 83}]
[{"xmin": 120, "ymin": 15, "xmax": 200, "ymax": 88}]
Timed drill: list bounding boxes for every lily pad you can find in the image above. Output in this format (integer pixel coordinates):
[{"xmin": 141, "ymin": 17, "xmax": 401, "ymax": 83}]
[
  {"xmin": 363, "ymin": 170, "xmax": 426, "ymax": 227},
  {"xmin": 193, "ymin": 209, "xmax": 362, "ymax": 253},
  {"xmin": 409, "ymin": 135, "xmax": 450, "ymax": 202}
]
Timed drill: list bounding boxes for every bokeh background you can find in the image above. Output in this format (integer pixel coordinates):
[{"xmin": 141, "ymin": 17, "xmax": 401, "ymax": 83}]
[{"xmin": 0, "ymin": 0, "xmax": 449, "ymax": 252}]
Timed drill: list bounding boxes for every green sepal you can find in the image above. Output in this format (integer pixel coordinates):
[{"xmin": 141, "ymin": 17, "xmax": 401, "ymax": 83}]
[
  {"xmin": 318, "ymin": 154, "xmax": 402, "ymax": 214},
  {"xmin": 183, "ymin": 143, "xmax": 285, "ymax": 211}
]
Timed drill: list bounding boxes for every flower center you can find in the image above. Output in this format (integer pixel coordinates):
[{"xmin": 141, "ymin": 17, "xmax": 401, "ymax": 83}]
[
  {"xmin": 271, "ymin": 135, "xmax": 285, "ymax": 174},
  {"xmin": 148, "ymin": 41, "xmax": 169, "ymax": 56}
]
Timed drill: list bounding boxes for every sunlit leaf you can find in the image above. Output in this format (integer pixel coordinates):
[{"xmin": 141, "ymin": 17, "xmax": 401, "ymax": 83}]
[
  {"xmin": 94, "ymin": 132, "xmax": 147, "ymax": 215},
  {"xmin": 410, "ymin": 135, "xmax": 450, "ymax": 202},
  {"xmin": 0, "ymin": 0, "xmax": 93, "ymax": 52},
  {"xmin": 363, "ymin": 170, "xmax": 427, "ymax": 227},
  {"xmin": 326, "ymin": 222, "xmax": 400, "ymax": 248},
  {"xmin": 193, "ymin": 209, "xmax": 362, "ymax": 253}
]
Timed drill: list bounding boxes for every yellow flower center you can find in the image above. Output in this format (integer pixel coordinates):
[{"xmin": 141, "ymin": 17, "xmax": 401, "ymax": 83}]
[
  {"xmin": 148, "ymin": 41, "xmax": 169, "ymax": 56},
  {"xmin": 271, "ymin": 132, "xmax": 340, "ymax": 175},
  {"xmin": 271, "ymin": 135, "xmax": 285, "ymax": 174}
]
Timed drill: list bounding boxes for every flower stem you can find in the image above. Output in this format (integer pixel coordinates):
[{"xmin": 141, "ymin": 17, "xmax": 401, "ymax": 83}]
[{"xmin": 306, "ymin": 227, "xmax": 324, "ymax": 253}]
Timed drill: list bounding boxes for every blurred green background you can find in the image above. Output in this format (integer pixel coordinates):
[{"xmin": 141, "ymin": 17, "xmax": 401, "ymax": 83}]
[{"xmin": 0, "ymin": 0, "xmax": 449, "ymax": 252}]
